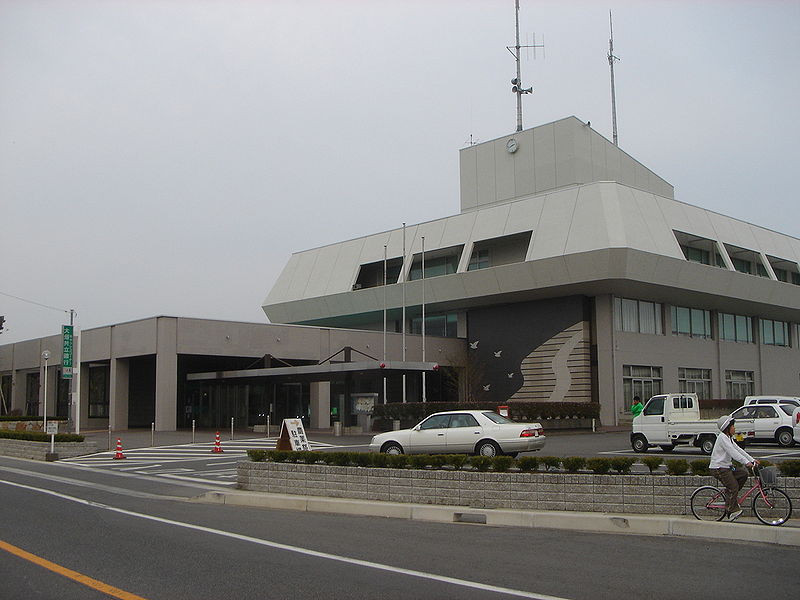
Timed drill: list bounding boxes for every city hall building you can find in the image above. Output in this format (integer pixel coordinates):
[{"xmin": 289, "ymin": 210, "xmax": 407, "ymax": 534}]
[{"xmin": 2, "ymin": 117, "xmax": 799, "ymax": 430}]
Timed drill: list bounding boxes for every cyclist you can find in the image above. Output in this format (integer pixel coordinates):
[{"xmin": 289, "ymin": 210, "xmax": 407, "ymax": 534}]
[{"xmin": 709, "ymin": 415, "xmax": 758, "ymax": 521}]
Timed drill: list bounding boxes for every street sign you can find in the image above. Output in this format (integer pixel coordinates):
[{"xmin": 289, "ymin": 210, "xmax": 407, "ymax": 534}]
[
  {"xmin": 62, "ymin": 325, "xmax": 73, "ymax": 378},
  {"xmin": 46, "ymin": 421, "xmax": 58, "ymax": 435},
  {"xmin": 276, "ymin": 418, "xmax": 310, "ymax": 451}
]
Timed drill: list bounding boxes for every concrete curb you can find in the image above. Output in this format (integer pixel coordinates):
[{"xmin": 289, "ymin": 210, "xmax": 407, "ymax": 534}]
[{"xmin": 195, "ymin": 489, "xmax": 800, "ymax": 547}]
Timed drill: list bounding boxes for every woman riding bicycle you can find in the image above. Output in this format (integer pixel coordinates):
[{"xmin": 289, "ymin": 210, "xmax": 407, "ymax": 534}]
[{"xmin": 710, "ymin": 415, "xmax": 759, "ymax": 521}]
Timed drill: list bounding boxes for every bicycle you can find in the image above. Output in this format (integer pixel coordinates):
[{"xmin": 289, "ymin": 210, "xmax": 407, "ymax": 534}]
[{"xmin": 690, "ymin": 464, "xmax": 792, "ymax": 526}]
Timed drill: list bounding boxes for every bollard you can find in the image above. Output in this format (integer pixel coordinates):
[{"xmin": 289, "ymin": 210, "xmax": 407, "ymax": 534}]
[
  {"xmin": 192, "ymin": 419, "xmax": 196, "ymax": 444},
  {"xmin": 231, "ymin": 417, "xmax": 234, "ymax": 440},
  {"xmin": 108, "ymin": 424, "xmax": 112, "ymax": 451},
  {"xmin": 151, "ymin": 422, "xmax": 155, "ymax": 447}
]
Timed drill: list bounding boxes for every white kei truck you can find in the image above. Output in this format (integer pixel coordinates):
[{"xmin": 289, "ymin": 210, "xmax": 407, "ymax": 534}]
[{"xmin": 630, "ymin": 393, "xmax": 753, "ymax": 455}]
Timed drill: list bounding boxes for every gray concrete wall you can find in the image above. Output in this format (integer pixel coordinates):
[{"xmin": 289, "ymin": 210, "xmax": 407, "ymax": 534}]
[
  {"xmin": 238, "ymin": 462, "xmax": 800, "ymax": 516},
  {"xmin": 0, "ymin": 439, "xmax": 98, "ymax": 460}
]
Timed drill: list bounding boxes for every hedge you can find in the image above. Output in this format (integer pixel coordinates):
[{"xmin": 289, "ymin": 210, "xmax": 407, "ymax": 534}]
[
  {"xmin": 0, "ymin": 429, "xmax": 84, "ymax": 443},
  {"xmin": 373, "ymin": 401, "xmax": 600, "ymax": 423},
  {"xmin": 0, "ymin": 416, "xmax": 70, "ymax": 422}
]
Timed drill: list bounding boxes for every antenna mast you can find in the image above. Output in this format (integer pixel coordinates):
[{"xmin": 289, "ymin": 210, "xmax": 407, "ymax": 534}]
[
  {"xmin": 608, "ymin": 10, "xmax": 620, "ymax": 145},
  {"xmin": 507, "ymin": 0, "xmax": 544, "ymax": 132}
]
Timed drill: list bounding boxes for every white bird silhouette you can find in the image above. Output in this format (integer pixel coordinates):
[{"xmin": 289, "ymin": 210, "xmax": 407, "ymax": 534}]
[
  {"xmin": 469, "ymin": 340, "xmax": 479, "ymax": 349},
  {"xmin": 483, "ymin": 384, "xmax": 491, "ymax": 391},
  {"xmin": 507, "ymin": 372, "xmax": 514, "ymax": 378},
  {"xmin": 494, "ymin": 350, "xmax": 502, "ymax": 357}
]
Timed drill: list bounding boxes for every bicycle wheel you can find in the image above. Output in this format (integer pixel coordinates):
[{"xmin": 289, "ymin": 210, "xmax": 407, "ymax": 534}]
[
  {"xmin": 752, "ymin": 488, "xmax": 792, "ymax": 526},
  {"xmin": 690, "ymin": 486, "xmax": 726, "ymax": 521}
]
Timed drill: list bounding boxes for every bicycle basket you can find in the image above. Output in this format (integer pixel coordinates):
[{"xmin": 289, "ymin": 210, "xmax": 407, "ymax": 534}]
[{"xmin": 759, "ymin": 466, "xmax": 778, "ymax": 488}]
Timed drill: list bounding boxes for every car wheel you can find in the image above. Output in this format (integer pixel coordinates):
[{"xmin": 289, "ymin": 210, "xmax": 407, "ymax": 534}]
[
  {"xmin": 700, "ymin": 436, "xmax": 715, "ymax": 455},
  {"xmin": 776, "ymin": 428, "xmax": 794, "ymax": 448},
  {"xmin": 381, "ymin": 442, "xmax": 404, "ymax": 455},
  {"xmin": 631, "ymin": 434, "xmax": 648, "ymax": 453},
  {"xmin": 475, "ymin": 440, "xmax": 501, "ymax": 457}
]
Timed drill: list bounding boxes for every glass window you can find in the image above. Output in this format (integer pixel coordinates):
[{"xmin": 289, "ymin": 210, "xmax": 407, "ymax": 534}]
[
  {"xmin": 482, "ymin": 411, "xmax": 514, "ymax": 424},
  {"xmin": 671, "ymin": 306, "xmax": 711, "ymax": 338},
  {"xmin": 615, "ymin": 298, "xmax": 662, "ymax": 335},
  {"xmin": 678, "ymin": 367, "xmax": 711, "ymax": 400},
  {"xmin": 754, "ymin": 406, "xmax": 777, "ymax": 419},
  {"xmin": 719, "ymin": 313, "xmax": 753, "ymax": 343},
  {"xmin": 725, "ymin": 370, "xmax": 754, "ymax": 399},
  {"xmin": 411, "ymin": 313, "xmax": 458, "ymax": 338},
  {"xmin": 409, "ymin": 246, "xmax": 463, "ymax": 281},
  {"xmin": 88, "ymin": 365, "xmax": 110, "ymax": 418},
  {"xmin": 449, "ymin": 413, "xmax": 479, "ymax": 428},
  {"xmin": 623, "ymin": 365, "xmax": 663, "ymax": 411},
  {"xmin": 419, "ymin": 414, "xmax": 451, "ymax": 430},
  {"xmin": 643, "ymin": 396, "xmax": 665, "ymax": 416},
  {"xmin": 779, "ymin": 405, "xmax": 795, "ymax": 416},
  {"xmin": 732, "ymin": 257, "xmax": 752, "ymax": 274},
  {"xmin": 761, "ymin": 319, "xmax": 790, "ymax": 347},
  {"xmin": 467, "ymin": 248, "xmax": 490, "ymax": 271}
]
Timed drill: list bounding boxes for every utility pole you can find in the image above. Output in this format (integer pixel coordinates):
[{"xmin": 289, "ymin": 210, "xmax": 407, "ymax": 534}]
[
  {"xmin": 608, "ymin": 10, "xmax": 620, "ymax": 146},
  {"xmin": 507, "ymin": 0, "xmax": 544, "ymax": 132}
]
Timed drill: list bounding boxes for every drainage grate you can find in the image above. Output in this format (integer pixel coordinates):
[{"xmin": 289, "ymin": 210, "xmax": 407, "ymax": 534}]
[{"xmin": 453, "ymin": 512, "xmax": 487, "ymax": 524}]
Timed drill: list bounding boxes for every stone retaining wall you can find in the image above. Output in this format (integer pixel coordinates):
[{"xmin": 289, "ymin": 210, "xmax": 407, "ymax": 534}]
[
  {"xmin": 238, "ymin": 462, "xmax": 800, "ymax": 516},
  {"xmin": 0, "ymin": 439, "xmax": 98, "ymax": 460}
]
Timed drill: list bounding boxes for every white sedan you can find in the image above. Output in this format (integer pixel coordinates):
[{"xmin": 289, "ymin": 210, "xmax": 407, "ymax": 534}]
[{"xmin": 369, "ymin": 410, "xmax": 545, "ymax": 457}]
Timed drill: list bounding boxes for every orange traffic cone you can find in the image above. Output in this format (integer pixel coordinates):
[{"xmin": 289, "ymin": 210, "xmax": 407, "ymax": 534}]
[
  {"xmin": 212, "ymin": 431, "xmax": 223, "ymax": 453},
  {"xmin": 113, "ymin": 438, "xmax": 126, "ymax": 460}
]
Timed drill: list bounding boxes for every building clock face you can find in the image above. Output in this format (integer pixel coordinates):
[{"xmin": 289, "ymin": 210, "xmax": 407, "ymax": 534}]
[{"xmin": 506, "ymin": 138, "xmax": 519, "ymax": 153}]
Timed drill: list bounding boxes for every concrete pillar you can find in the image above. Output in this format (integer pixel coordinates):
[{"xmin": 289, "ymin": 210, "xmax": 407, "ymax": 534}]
[
  {"xmin": 10, "ymin": 370, "xmax": 23, "ymax": 413},
  {"xmin": 79, "ymin": 368, "xmax": 90, "ymax": 430},
  {"xmin": 310, "ymin": 381, "xmax": 331, "ymax": 429},
  {"xmin": 594, "ymin": 294, "xmax": 617, "ymax": 426},
  {"xmin": 155, "ymin": 318, "xmax": 178, "ymax": 431},
  {"xmin": 109, "ymin": 358, "xmax": 130, "ymax": 430}
]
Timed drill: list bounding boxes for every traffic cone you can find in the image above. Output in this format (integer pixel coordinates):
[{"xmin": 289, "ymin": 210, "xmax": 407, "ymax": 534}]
[
  {"xmin": 212, "ymin": 431, "xmax": 223, "ymax": 453},
  {"xmin": 113, "ymin": 438, "xmax": 126, "ymax": 460}
]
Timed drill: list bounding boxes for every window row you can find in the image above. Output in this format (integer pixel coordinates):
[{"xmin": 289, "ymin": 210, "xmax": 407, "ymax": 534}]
[
  {"xmin": 623, "ymin": 364, "xmax": 755, "ymax": 406},
  {"xmin": 614, "ymin": 297, "xmax": 793, "ymax": 346}
]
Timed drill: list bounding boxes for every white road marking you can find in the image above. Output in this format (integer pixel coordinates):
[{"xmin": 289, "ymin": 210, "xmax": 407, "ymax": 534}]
[
  {"xmin": 0, "ymin": 478, "xmax": 572, "ymax": 600},
  {"xmin": 154, "ymin": 473, "xmax": 237, "ymax": 486}
]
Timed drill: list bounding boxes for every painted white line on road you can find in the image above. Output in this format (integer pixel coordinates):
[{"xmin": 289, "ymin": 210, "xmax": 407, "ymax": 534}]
[
  {"xmin": 117, "ymin": 464, "xmax": 163, "ymax": 471},
  {"xmin": 154, "ymin": 473, "xmax": 237, "ymax": 486},
  {"xmin": 0, "ymin": 478, "xmax": 572, "ymax": 600}
]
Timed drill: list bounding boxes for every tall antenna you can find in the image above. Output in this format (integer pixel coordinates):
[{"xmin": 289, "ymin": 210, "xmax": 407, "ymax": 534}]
[
  {"xmin": 608, "ymin": 10, "xmax": 620, "ymax": 145},
  {"xmin": 507, "ymin": 0, "xmax": 544, "ymax": 132}
]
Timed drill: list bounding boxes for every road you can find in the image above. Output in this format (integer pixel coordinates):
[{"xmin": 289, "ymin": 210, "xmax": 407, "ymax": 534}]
[{"xmin": 1, "ymin": 450, "xmax": 798, "ymax": 600}]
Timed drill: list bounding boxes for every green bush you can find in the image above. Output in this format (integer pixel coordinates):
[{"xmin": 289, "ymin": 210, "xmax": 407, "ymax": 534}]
[
  {"xmin": 327, "ymin": 452, "xmax": 350, "ymax": 466},
  {"xmin": 427, "ymin": 455, "xmax": 447, "ymax": 469},
  {"xmin": 777, "ymin": 459, "xmax": 800, "ymax": 477},
  {"xmin": 492, "ymin": 456, "xmax": 515, "ymax": 472},
  {"xmin": 665, "ymin": 459, "xmax": 689, "ymax": 475},
  {"xmin": 408, "ymin": 454, "xmax": 431, "ymax": 469},
  {"xmin": 517, "ymin": 456, "xmax": 539, "ymax": 472},
  {"xmin": 267, "ymin": 450, "xmax": 290, "ymax": 463},
  {"xmin": 540, "ymin": 456, "xmax": 562, "ymax": 471},
  {"xmin": 371, "ymin": 453, "xmax": 390, "ymax": 468},
  {"xmin": 247, "ymin": 449, "xmax": 268, "ymax": 462},
  {"xmin": 445, "ymin": 454, "xmax": 468, "ymax": 470},
  {"xmin": 387, "ymin": 454, "xmax": 408, "ymax": 469},
  {"xmin": 352, "ymin": 452, "xmax": 372, "ymax": 467},
  {"xmin": 0, "ymin": 416, "xmax": 70, "ymax": 422},
  {"xmin": 0, "ymin": 429, "xmax": 84, "ymax": 443},
  {"xmin": 758, "ymin": 459, "xmax": 773, "ymax": 468},
  {"xmin": 609, "ymin": 457, "xmax": 636, "ymax": 474},
  {"xmin": 689, "ymin": 459, "xmax": 710, "ymax": 476},
  {"xmin": 586, "ymin": 457, "xmax": 611, "ymax": 474},
  {"xmin": 641, "ymin": 456, "xmax": 663, "ymax": 473},
  {"xmin": 469, "ymin": 456, "xmax": 492, "ymax": 472},
  {"xmin": 561, "ymin": 456, "xmax": 586, "ymax": 473}
]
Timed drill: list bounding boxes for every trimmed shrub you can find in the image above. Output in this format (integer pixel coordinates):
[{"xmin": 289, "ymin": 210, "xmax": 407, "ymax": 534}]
[
  {"xmin": 387, "ymin": 454, "xmax": 408, "ymax": 469},
  {"xmin": 492, "ymin": 456, "xmax": 515, "ymax": 472},
  {"xmin": 247, "ymin": 449, "xmax": 268, "ymax": 462},
  {"xmin": 445, "ymin": 454, "xmax": 468, "ymax": 470},
  {"xmin": 586, "ymin": 457, "xmax": 611, "ymax": 474},
  {"xmin": 268, "ymin": 450, "xmax": 290, "ymax": 463},
  {"xmin": 371, "ymin": 453, "xmax": 390, "ymax": 468},
  {"xmin": 689, "ymin": 459, "xmax": 711, "ymax": 476},
  {"xmin": 408, "ymin": 454, "xmax": 431, "ymax": 469},
  {"xmin": 665, "ymin": 459, "xmax": 689, "ymax": 475},
  {"xmin": 352, "ymin": 452, "xmax": 372, "ymax": 467},
  {"xmin": 540, "ymin": 456, "xmax": 562, "ymax": 472},
  {"xmin": 561, "ymin": 456, "xmax": 586, "ymax": 473},
  {"xmin": 0, "ymin": 429, "xmax": 84, "ymax": 443},
  {"xmin": 372, "ymin": 401, "xmax": 600, "ymax": 424},
  {"xmin": 610, "ymin": 457, "xmax": 636, "ymax": 475},
  {"xmin": 469, "ymin": 456, "xmax": 492, "ymax": 472},
  {"xmin": 328, "ymin": 452, "xmax": 351, "ymax": 466},
  {"xmin": 517, "ymin": 456, "xmax": 538, "ymax": 472},
  {"xmin": 777, "ymin": 459, "xmax": 800, "ymax": 477},
  {"xmin": 427, "ymin": 455, "xmax": 447, "ymax": 469},
  {"xmin": 641, "ymin": 456, "xmax": 663, "ymax": 473}
]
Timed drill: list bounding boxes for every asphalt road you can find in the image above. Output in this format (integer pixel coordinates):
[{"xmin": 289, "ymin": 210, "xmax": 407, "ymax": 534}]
[{"xmin": 1, "ymin": 456, "xmax": 798, "ymax": 600}]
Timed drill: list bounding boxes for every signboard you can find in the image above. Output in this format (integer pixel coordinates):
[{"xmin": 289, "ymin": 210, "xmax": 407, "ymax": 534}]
[
  {"xmin": 276, "ymin": 418, "xmax": 310, "ymax": 451},
  {"xmin": 46, "ymin": 421, "xmax": 59, "ymax": 435},
  {"xmin": 352, "ymin": 393, "xmax": 377, "ymax": 415},
  {"xmin": 62, "ymin": 325, "xmax": 73, "ymax": 379}
]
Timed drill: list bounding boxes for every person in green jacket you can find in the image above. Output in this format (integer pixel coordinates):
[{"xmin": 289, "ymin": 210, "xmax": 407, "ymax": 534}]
[{"xmin": 631, "ymin": 396, "xmax": 643, "ymax": 418}]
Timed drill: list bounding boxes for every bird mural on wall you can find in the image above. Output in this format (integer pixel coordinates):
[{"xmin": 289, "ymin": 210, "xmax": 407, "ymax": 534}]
[
  {"xmin": 494, "ymin": 350, "xmax": 503, "ymax": 357},
  {"xmin": 507, "ymin": 372, "xmax": 514, "ymax": 378},
  {"xmin": 469, "ymin": 340, "xmax": 479, "ymax": 349},
  {"xmin": 483, "ymin": 384, "xmax": 491, "ymax": 391}
]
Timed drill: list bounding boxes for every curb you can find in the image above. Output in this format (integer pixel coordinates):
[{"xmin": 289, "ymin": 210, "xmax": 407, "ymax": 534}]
[{"xmin": 194, "ymin": 489, "xmax": 800, "ymax": 547}]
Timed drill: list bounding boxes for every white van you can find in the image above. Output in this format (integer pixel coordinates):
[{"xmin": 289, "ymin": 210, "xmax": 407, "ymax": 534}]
[{"xmin": 744, "ymin": 395, "xmax": 800, "ymax": 408}]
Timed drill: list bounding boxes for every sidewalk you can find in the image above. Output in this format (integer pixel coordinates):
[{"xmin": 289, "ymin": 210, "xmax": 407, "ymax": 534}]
[{"xmin": 197, "ymin": 488, "xmax": 800, "ymax": 547}]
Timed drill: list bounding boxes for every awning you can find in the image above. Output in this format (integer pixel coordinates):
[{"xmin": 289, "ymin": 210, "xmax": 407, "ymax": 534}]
[{"xmin": 186, "ymin": 360, "xmax": 440, "ymax": 383}]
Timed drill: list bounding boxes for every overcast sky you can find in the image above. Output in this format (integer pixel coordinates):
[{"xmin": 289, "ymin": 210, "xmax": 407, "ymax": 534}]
[{"xmin": 2, "ymin": 0, "xmax": 799, "ymax": 345}]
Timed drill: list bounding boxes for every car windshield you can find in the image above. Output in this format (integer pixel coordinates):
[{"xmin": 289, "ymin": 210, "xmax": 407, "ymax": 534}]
[{"xmin": 482, "ymin": 411, "xmax": 514, "ymax": 424}]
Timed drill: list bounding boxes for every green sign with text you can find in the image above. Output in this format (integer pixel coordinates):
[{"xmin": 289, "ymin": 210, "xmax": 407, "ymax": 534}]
[{"xmin": 62, "ymin": 325, "xmax": 73, "ymax": 379}]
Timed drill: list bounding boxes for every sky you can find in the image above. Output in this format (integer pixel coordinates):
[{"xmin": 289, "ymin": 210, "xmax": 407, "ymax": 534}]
[{"xmin": 2, "ymin": 0, "xmax": 799, "ymax": 345}]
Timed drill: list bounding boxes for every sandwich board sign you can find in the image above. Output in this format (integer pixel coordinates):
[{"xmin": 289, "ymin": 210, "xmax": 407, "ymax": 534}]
[{"xmin": 276, "ymin": 418, "xmax": 310, "ymax": 451}]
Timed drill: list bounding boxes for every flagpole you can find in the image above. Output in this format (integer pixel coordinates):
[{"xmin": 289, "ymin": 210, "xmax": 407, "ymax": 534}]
[{"xmin": 421, "ymin": 236, "xmax": 426, "ymax": 403}]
